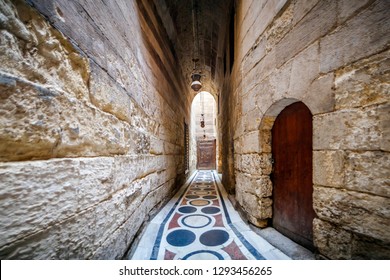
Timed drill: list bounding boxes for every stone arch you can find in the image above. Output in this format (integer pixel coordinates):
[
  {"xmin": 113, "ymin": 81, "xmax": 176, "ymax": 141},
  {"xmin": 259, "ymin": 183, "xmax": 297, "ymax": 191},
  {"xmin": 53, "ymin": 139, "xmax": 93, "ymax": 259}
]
[
  {"xmin": 258, "ymin": 98, "xmax": 306, "ymax": 154},
  {"xmin": 190, "ymin": 91, "xmax": 220, "ymax": 171},
  {"xmin": 255, "ymin": 98, "xmax": 316, "ymax": 247}
]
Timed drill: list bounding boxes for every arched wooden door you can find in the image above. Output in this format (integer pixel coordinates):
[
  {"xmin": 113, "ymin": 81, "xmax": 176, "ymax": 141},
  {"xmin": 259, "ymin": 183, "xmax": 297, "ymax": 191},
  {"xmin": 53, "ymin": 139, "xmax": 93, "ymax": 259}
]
[
  {"xmin": 197, "ymin": 140, "xmax": 216, "ymax": 170},
  {"xmin": 271, "ymin": 102, "xmax": 315, "ymax": 250}
]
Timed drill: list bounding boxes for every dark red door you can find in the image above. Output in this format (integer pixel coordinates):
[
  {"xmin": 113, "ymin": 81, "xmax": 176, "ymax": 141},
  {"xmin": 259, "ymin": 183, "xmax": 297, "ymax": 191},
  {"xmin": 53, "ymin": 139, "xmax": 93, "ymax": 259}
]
[
  {"xmin": 197, "ymin": 140, "xmax": 216, "ymax": 170},
  {"xmin": 271, "ymin": 102, "xmax": 315, "ymax": 250}
]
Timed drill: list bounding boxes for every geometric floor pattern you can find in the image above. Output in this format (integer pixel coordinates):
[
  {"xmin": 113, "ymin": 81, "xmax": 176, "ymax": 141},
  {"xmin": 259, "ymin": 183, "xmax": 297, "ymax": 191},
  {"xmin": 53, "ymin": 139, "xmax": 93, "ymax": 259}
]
[{"xmin": 131, "ymin": 170, "xmax": 290, "ymax": 260}]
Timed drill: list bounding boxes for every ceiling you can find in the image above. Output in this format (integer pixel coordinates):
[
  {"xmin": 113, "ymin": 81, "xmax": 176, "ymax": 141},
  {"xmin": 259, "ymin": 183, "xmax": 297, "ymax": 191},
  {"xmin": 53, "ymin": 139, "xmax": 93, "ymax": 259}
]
[{"xmin": 154, "ymin": 0, "xmax": 233, "ymax": 98}]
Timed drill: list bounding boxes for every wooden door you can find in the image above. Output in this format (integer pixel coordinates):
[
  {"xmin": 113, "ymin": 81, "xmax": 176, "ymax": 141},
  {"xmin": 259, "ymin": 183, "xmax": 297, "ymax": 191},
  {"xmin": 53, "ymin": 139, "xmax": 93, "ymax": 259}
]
[
  {"xmin": 271, "ymin": 102, "xmax": 315, "ymax": 250},
  {"xmin": 197, "ymin": 140, "xmax": 216, "ymax": 170}
]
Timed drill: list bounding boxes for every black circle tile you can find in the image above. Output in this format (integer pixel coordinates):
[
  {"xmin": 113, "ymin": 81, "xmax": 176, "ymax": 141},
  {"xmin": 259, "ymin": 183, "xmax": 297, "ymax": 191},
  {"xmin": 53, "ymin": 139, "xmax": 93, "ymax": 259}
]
[
  {"xmin": 203, "ymin": 195, "xmax": 217, "ymax": 200},
  {"xmin": 199, "ymin": 230, "xmax": 229, "ymax": 246},
  {"xmin": 201, "ymin": 206, "xmax": 220, "ymax": 214},
  {"xmin": 186, "ymin": 195, "xmax": 200, "ymax": 199},
  {"xmin": 178, "ymin": 206, "xmax": 197, "ymax": 214},
  {"xmin": 166, "ymin": 229, "xmax": 196, "ymax": 247}
]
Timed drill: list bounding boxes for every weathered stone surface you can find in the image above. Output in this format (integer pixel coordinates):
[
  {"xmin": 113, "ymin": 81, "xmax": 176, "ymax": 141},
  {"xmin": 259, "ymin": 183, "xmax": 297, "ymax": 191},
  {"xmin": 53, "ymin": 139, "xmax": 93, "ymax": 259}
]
[
  {"xmin": 93, "ymin": 178, "xmax": 176, "ymax": 259},
  {"xmin": 303, "ymin": 72, "xmax": 335, "ymax": 115},
  {"xmin": 241, "ymin": 89, "xmax": 258, "ymax": 114},
  {"xmin": 234, "ymin": 116, "xmax": 245, "ymax": 139},
  {"xmin": 269, "ymin": 62, "xmax": 291, "ymax": 103},
  {"xmin": 0, "ymin": 0, "xmax": 183, "ymax": 260},
  {"xmin": 0, "ymin": 75, "xmax": 134, "ymax": 161},
  {"xmin": 313, "ymin": 218, "xmax": 352, "ymax": 259},
  {"xmin": 242, "ymin": 36, "xmax": 267, "ymax": 77},
  {"xmin": 0, "ymin": 0, "xmax": 388, "ymax": 261},
  {"xmin": 313, "ymin": 151, "xmax": 345, "ymax": 187},
  {"xmin": 334, "ymin": 49, "xmax": 390, "ymax": 109},
  {"xmin": 242, "ymin": 0, "xmax": 288, "ymax": 58},
  {"xmin": 314, "ymin": 218, "xmax": 390, "ymax": 260},
  {"xmin": 236, "ymin": 188, "xmax": 272, "ymax": 220},
  {"xmin": 93, "ymin": 200, "xmax": 146, "ymax": 260},
  {"xmin": 236, "ymin": 0, "xmax": 255, "ymax": 31},
  {"xmin": 264, "ymin": 1, "xmax": 293, "ymax": 52},
  {"xmin": 0, "ymin": 1, "xmax": 90, "ymax": 100},
  {"xmin": 0, "ymin": 154, "xmax": 178, "ymax": 259},
  {"xmin": 345, "ymin": 151, "xmax": 390, "ymax": 198},
  {"xmin": 313, "ymin": 186, "xmax": 390, "ymax": 243},
  {"xmin": 0, "ymin": 207, "xmax": 98, "ymax": 259},
  {"xmin": 243, "ymin": 50, "xmax": 276, "ymax": 94},
  {"xmin": 275, "ymin": 0, "xmax": 336, "ymax": 67},
  {"xmin": 259, "ymin": 116, "xmax": 275, "ymax": 154},
  {"xmin": 149, "ymin": 136, "xmax": 164, "ymax": 155},
  {"xmin": 247, "ymin": 214, "xmax": 268, "ymax": 228},
  {"xmin": 235, "ymin": 153, "xmax": 272, "ymax": 176},
  {"xmin": 350, "ymin": 233, "xmax": 390, "ymax": 260},
  {"xmin": 89, "ymin": 62, "xmax": 156, "ymax": 135},
  {"xmin": 320, "ymin": 0, "xmax": 390, "ymax": 73},
  {"xmin": 226, "ymin": 0, "xmax": 390, "ymax": 260},
  {"xmin": 239, "ymin": 0, "xmax": 267, "ymax": 57},
  {"xmin": 243, "ymin": 108, "xmax": 262, "ymax": 132},
  {"xmin": 288, "ymin": 42, "xmax": 319, "ymax": 98},
  {"xmin": 291, "ymin": 0, "xmax": 320, "ymax": 26},
  {"xmin": 239, "ymin": 131, "xmax": 260, "ymax": 153},
  {"xmin": 0, "ymin": 184, "xmax": 145, "ymax": 259},
  {"xmin": 337, "ymin": 0, "xmax": 371, "ymax": 24},
  {"xmin": 313, "ymin": 104, "xmax": 390, "ymax": 151},
  {"xmin": 235, "ymin": 171, "xmax": 272, "ymax": 198},
  {"xmin": 0, "ymin": 155, "xmax": 170, "ymax": 249}
]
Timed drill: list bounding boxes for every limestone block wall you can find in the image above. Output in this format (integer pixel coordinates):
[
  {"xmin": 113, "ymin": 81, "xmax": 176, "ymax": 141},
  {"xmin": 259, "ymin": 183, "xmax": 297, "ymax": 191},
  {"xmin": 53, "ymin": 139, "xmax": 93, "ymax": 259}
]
[
  {"xmin": 0, "ymin": 0, "xmax": 190, "ymax": 259},
  {"xmin": 223, "ymin": 0, "xmax": 390, "ymax": 259}
]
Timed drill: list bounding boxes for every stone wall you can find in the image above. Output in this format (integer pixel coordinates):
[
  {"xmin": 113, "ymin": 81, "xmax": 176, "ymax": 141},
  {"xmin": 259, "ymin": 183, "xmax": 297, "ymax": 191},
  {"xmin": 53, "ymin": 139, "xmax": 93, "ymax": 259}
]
[
  {"xmin": 0, "ymin": 0, "xmax": 190, "ymax": 259},
  {"xmin": 222, "ymin": 0, "xmax": 390, "ymax": 259}
]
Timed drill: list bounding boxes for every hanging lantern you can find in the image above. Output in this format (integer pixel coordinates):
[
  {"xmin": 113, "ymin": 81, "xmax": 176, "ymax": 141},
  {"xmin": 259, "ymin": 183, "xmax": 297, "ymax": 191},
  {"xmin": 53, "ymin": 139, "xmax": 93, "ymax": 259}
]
[
  {"xmin": 200, "ymin": 113, "xmax": 205, "ymax": 128},
  {"xmin": 191, "ymin": 1, "xmax": 202, "ymax": 93},
  {"xmin": 200, "ymin": 95, "xmax": 205, "ymax": 128},
  {"xmin": 191, "ymin": 72, "xmax": 202, "ymax": 92}
]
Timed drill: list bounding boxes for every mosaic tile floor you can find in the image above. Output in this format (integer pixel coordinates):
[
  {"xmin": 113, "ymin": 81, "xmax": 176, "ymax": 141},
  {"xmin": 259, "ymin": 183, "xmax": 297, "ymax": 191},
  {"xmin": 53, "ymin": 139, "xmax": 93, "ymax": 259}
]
[{"xmin": 131, "ymin": 170, "xmax": 290, "ymax": 260}]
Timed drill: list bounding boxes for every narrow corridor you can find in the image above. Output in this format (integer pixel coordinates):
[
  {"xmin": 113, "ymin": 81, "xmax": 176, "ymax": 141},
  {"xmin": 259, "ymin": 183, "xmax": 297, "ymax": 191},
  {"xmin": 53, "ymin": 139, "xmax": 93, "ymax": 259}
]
[
  {"xmin": 131, "ymin": 170, "xmax": 289, "ymax": 260},
  {"xmin": 1, "ymin": 0, "xmax": 388, "ymax": 261}
]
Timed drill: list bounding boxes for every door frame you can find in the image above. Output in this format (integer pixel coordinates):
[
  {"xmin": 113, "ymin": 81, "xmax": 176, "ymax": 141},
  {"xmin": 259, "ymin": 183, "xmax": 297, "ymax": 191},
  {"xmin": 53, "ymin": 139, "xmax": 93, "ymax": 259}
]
[
  {"xmin": 270, "ymin": 101, "xmax": 315, "ymax": 250},
  {"xmin": 197, "ymin": 139, "xmax": 216, "ymax": 170}
]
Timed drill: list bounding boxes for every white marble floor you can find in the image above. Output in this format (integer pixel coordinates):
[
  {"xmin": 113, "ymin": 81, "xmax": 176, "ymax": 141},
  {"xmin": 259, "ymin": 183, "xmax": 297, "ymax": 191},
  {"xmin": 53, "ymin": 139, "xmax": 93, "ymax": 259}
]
[{"xmin": 131, "ymin": 170, "xmax": 290, "ymax": 260}]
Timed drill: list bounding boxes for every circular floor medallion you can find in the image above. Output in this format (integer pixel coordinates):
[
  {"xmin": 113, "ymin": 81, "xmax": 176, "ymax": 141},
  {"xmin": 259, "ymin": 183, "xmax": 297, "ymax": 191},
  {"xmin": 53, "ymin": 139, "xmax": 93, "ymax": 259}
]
[
  {"xmin": 201, "ymin": 206, "xmax": 220, "ymax": 214},
  {"xmin": 185, "ymin": 195, "xmax": 200, "ymax": 199},
  {"xmin": 182, "ymin": 214, "xmax": 212, "ymax": 228},
  {"xmin": 199, "ymin": 229, "xmax": 230, "ymax": 246},
  {"xmin": 166, "ymin": 229, "xmax": 196, "ymax": 247},
  {"xmin": 203, "ymin": 195, "xmax": 217, "ymax": 200},
  {"xmin": 182, "ymin": 250, "xmax": 224, "ymax": 260},
  {"xmin": 178, "ymin": 206, "xmax": 197, "ymax": 214},
  {"xmin": 189, "ymin": 199, "xmax": 210, "ymax": 206},
  {"xmin": 193, "ymin": 191, "xmax": 209, "ymax": 195}
]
